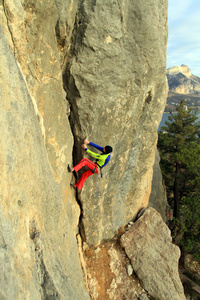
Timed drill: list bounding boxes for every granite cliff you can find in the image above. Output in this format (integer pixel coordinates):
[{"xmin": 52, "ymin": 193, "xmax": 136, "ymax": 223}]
[{"xmin": 0, "ymin": 0, "xmax": 185, "ymax": 299}]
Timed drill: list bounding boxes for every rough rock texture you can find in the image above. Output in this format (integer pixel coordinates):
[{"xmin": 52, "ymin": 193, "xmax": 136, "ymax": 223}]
[
  {"xmin": 0, "ymin": 0, "xmax": 174, "ymax": 299},
  {"xmin": 66, "ymin": 0, "xmax": 168, "ymax": 245},
  {"xmin": 149, "ymin": 148, "xmax": 167, "ymax": 221},
  {"xmin": 1, "ymin": 0, "xmax": 75, "ymax": 199},
  {"xmin": 121, "ymin": 208, "xmax": 186, "ymax": 300},
  {"xmin": 0, "ymin": 26, "xmax": 89, "ymax": 300},
  {"xmin": 55, "ymin": 0, "xmax": 78, "ymax": 64},
  {"xmin": 82, "ymin": 241, "xmax": 150, "ymax": 300}
]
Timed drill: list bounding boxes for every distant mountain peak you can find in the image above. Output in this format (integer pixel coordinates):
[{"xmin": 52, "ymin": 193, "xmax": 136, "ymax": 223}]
[
  {"xmin": 167, "ymin": 64, "xmax": 192, "ymax": 78},
  {"xmin": 165, "ymin": 65, "xmax": 200, "ymax": 112},
  {"xmin": 166, "ymin": 64, "xmax": 200, "ymax": 95}
]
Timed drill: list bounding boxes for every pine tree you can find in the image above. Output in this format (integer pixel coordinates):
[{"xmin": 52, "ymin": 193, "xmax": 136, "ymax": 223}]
[
  {"xmin": 178, "ymin": 142, "xmax": 200, "ymax": 260},
  {"xmin": 158, "ymin": 100, "xmax": 200, "ymax": 259}
]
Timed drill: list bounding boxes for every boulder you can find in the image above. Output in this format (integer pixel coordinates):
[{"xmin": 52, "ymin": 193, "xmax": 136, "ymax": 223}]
[
  {"xmin": 83, "ymin": 241, "xmax": 150, "ymax": 300},
  {"xmin": 121, "ymin": 208, "xmax": 186, "ymax": 300}
]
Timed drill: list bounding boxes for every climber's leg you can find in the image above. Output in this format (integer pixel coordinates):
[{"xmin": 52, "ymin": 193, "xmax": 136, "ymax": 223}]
[
  {"xmin": 73, "ymin": 158, "xmax": 96, "ymax": 172},
  {"xmin": 75, "ymin": 170, "xmax": 93, "ymax": 190},
  {"xmin": 75, "ymin": 166, "xmax": 99, "ymax": 190}
]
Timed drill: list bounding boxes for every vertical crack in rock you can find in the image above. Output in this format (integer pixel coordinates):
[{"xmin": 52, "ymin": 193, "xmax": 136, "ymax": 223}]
[
  {"xmin": 62, "ymin": 0, "xmax": 89, "ymax": 165},
  {"xmin": 64, "ymin": 64, "xmax": 87, "ymax": 241},
  {"xmin": 59, "ymin": 1, "xmax": 89, "ymax": 243},
  {"xmin": 63, "ymin": 62, "xmax": 86, "ymax": 245},
  {"xmin": 64, "ymin": 64, "xmax": 84, "ymax": 165}
]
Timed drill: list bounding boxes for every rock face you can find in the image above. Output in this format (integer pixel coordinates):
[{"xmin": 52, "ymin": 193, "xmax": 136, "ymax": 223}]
[
  {"xmin": 0, "ymin": 0, "xmax": 180, "ymax": 299},
  {"xmin": 82, "ymin": 207, "xmax": 186, "ymax": 300},
  {"xmin": 149, "ymin": 148, "xmax": 167, "ymax": 221},
  {"xmin": 121, "ymin": 208, "xmax": 186, "ymax": 300},
  {"xmin": 0, "ymin": 26, "xmax": 89, "ymax": 300},
  {"xmin": 83, "ymin": 240, "xmax": 151, "ymax": 300},
  {"xmin": 66, "ymin": 0, "xmax": 168, "ymax": 245}
]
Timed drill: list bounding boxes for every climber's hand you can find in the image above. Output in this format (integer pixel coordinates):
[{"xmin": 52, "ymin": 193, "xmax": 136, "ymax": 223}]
[
  {"xmin": 82, "ymin": 144, "xmax": 87, "ymax": 150},
  {"xmin": 84, "ymin": 139, "xmax": 90, "ymax": 145}
]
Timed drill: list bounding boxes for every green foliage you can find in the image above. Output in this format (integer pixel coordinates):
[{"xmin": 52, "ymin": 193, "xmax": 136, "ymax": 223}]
[
  {"xmin": 179, "ymin": 194, "xmax": 200, "ymax": 261},
  {"xmin": 158, "ymin": 100, "xmax": 200, "ymax": 260}
]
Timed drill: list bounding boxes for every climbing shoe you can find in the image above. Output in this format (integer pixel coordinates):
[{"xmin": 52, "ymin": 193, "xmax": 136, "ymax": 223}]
[
  {"xmin": 68, "ymin": 164, "xmax": 74, "ymax": 172},
  {"xmin": 70, "ymin": 183, "xmax": 76, "ymax": 189}
]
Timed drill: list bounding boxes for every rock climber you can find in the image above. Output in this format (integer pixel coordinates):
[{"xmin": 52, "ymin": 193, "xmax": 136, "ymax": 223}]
[{"xmin": 68, "ymin": 139, "xmax": 112, "ymax": 190}]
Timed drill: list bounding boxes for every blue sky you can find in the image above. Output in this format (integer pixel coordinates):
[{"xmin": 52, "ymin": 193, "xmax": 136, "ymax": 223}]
[{"xmin": 167, "ymin": 0, "xmax": 200, "ymax": 77}]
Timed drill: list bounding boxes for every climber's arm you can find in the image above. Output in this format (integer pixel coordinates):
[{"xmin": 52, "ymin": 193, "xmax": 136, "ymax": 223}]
[
  {"xmin": 84, "ymin": 139, "xmax": 104, "ymax": 152},
  {"xmin": 85, "ymin": 149, "xmax": 103, "ymax": 160},
  {"xmin": 89, "ymin": 141, "xmax": 104, "ymax": 152}
]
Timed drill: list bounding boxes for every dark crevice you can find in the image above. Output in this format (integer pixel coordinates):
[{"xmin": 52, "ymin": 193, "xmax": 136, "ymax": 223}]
[
  {"xmin": 142, "ymin": 90, "xmax": 152, "ymax": 113},
  {"xmin": 62, "ymin": 0, "xmax": 89, "ymax": 165},
  {"xmin": 145, "ymin": 91, "xmax": 152, "ymax": 105},
  {"xmin": 63, "ymin": 61, "xmax": 84, "ymax": 166},
  {"xmin": 55, "ymin": 20, "xmax": 66, "ymax": 51},
  {"xmin": 65, "ymin": 65, "xmax": 86, "ymax": 240},
  {"xmin": 61, "ymin": 1, "xmax": 91, "ymax": 242}
]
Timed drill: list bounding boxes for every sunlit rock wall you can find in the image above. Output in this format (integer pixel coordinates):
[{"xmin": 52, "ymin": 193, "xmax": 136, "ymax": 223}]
[
  {"xmin": 65, "ymin": 0, "xmax": 168, "ymax": 245},
  {"xmin": 1, "ymin": 0, "xmax": 168, "ymax": 298},
  {"xmin": 0, "ymin": 0, "xmax": 88, "ymax": 298}
]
